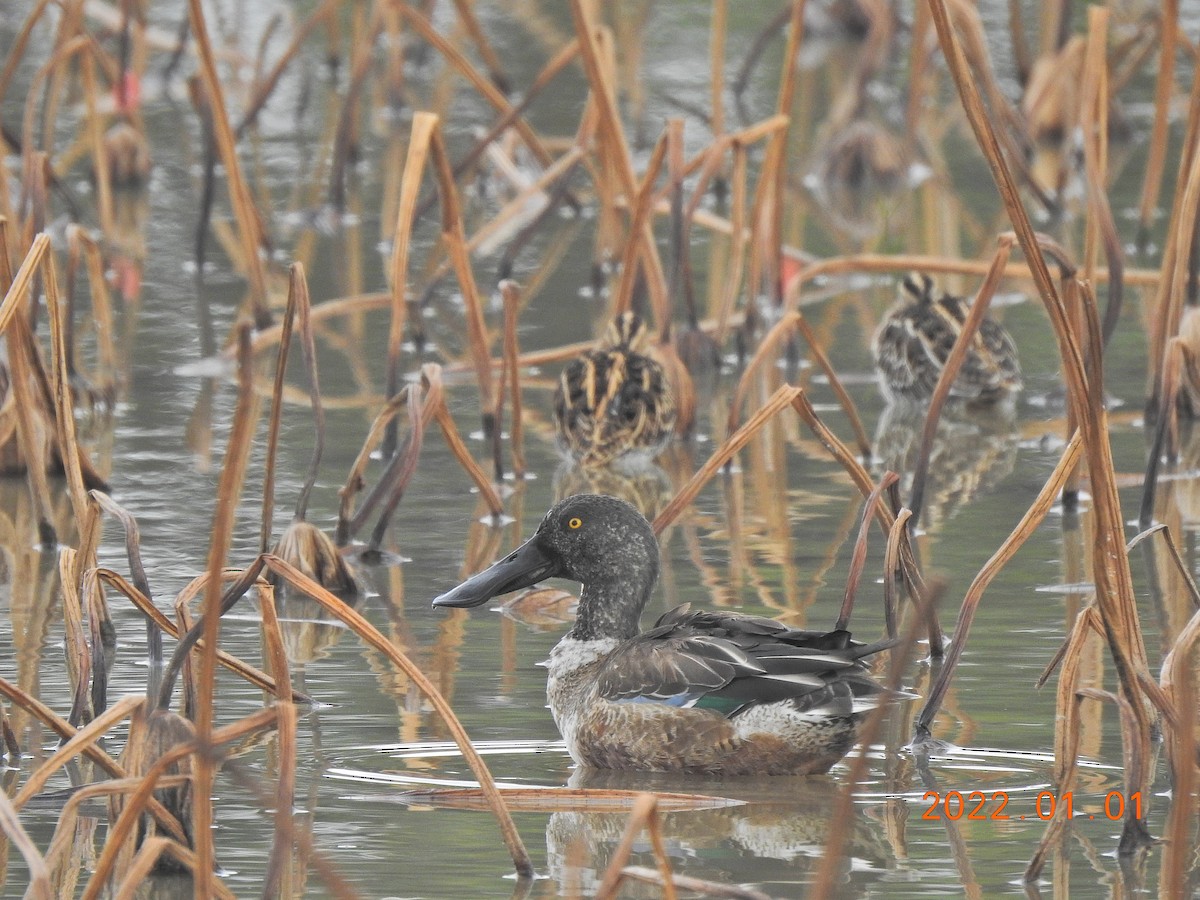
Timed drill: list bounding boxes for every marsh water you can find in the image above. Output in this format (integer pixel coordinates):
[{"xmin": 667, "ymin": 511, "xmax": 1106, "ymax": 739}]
[{"xmin": 1, "ymin": 1, "xmax": 1196, "ymax": 897}]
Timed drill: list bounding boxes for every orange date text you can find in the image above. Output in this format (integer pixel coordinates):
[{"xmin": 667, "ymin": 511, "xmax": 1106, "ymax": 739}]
[{"xmin": 919, "ymin": 790, "xmax": 1143, "ymax": 821}]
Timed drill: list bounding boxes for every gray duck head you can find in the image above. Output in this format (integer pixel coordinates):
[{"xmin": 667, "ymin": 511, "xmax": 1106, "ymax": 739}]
[{"xmin": 432, "ymin": 494, "xmax": 660, "ymax": 641}]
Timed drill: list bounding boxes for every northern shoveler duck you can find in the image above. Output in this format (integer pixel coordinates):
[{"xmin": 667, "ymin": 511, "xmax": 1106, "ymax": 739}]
[
  {"xmin": 553, "ymin": 313, "xmax": 676, "ymax": 467},
  {"xmin": 872, "ymin": 273, "xmax": 1022, "ymax": 405},
  {"xmin": 433, "ymin": 494, "xmax": 890, "ymax": 775}
]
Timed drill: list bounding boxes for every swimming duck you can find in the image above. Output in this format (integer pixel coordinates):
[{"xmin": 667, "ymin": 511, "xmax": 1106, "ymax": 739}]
[
  {"xmin": 872, "ymin": 273, "xmax": 1022, "ymax": 405},
  {"xmin": 553, "ymin": 313, "xmax": 676, "ymax": 467},
  {"xmin": 433, "ymin": 494, "xmax": 889, "ymax": 775}
]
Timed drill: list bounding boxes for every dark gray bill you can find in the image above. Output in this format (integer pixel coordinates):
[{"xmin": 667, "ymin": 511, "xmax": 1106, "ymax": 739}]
[{"xmin": 432, "ymin": 536, "xmax": 560, "ymax": 608}]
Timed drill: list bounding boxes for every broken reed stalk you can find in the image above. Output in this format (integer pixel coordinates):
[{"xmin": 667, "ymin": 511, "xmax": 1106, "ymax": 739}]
[
  {"xmin": 192, "ymin": 322, "xmax": 259, "ymax": 893},
  {"xmin": 811, "ymin": 577, "xmax": 940, "ymax": 900},
  {"xmin": 12, "ymin": 696, "xmax": 143, "ymax": 810},
  {"xmin": 837, "ymin": 473, "xmax": 899, "ymax": 632},
  {"xmin": 59, "ymin": 549, "xmax": 93, "ymax": 727},
  {"xmin": 929, "ymin": 0, "xmax": 1156, "ymax": 832},
  {"xmin": 83, "ymin": 707, "xmax": 279, "ymax": 900},
  {"xmin": 384, "ymin": 113, "xmax": 435, "ymax": 452},
  {"xmin": 914, "ymin": 430, "xmax": 1082, "ymax": 736},
  {"xmin": 594, "ymin": 794, "xmax": 677, "ymax": 900},
  {"xmin": 724, "ymin": 310, "xmax": 871, "ymax": 458},
  {"xmin": 427, "ymin": 116, "xmax": 497, "ymax": 432},
  {"xmin": 908, "ymin": 235, "xmax": 1013, "ymax": 527},
  {"xmin": 612, "ymin": 129, "xmax": 669, "ymax": 322},
  {"xmin": 94, "ymin": 568, "xmax": 310, "ymax": 704},
  {"xmin": 499, "ymin": 280, "xmax": 526, "ymax": 478},
  {"xmin": 187, "ymin": 0, "xmax": 270, "ymax": 327},
  {"xmin": 260, "ymin": 554, "xmax": 534, "ymax": 878},
  {"xmin": 1135, "ymin": 0, "xmax": 1179, "ymax": 241},
  {"xmin": 570, "ymin": 0, "xmax": 669, "ymax": 315},
  {"xmin": 1079, "ymin": 7, "xmax": 1123, "ymax": 346},
  {"xmin": 747, "ymin": 0, "xmax": 804, "ymax": 306},
  {"xmin": 66, "ymin": 227, "xmax": 119, "ymax": 397},
  {"xmin": 290, "ymin": 263, "xmax": 324, "ymax": 521},
  {"xmin": 652, "ymin": 384, "xmax": 802, "ymax": 534},
  {"xmin": 256, "ymin": 581, "xmax": 298, "ymax": 899},
  {"xmin": 1024, "ymin": 686, "xmax": 1092, "ymax": 881},
  {"xmin": 260, "ymin": 264, "xmax": 301, "ymax": 554},
  {"xmin": 0, "ymin": 676, "xmax": 190, "ymax": 843},
  {"xmin": 0, "ymin": 789, "xmax": 51, "ymax": 900},
  {"xmin": 1161, "ymin": 609, "xmax": 1199, "ymax": 896},
  {"xmin": 1146, "ymin": 61, "xmax": 1200, "ymax": 409},
  {"xmin": 366, "ymin": 386, "xmax": 426, "ymax": 553}
]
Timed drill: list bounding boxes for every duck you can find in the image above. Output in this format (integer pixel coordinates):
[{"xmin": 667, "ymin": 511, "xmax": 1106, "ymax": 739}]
[
  {"xmin": 872, "ymin": 272, "xmax": 1022, "ymax": 405},
  {"xmin": 553, "ymin": 312, "xmax": 676, "ymax": 467},
  {"xmin": 433, "ymin": 494, "xmax": 890, "ymax": 776}
]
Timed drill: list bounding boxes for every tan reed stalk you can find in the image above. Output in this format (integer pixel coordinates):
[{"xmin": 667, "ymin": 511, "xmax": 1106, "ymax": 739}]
[
  {"xmin": 930, "ymin": 1, "xmax": 1156, "ymax": 825},
  {"xmin": 429, "ymin": 389, "xmax": 505, "ymax": 518},
  {"xmin": 717, "ymin": 142, "xmax": 748, "ymax": 343},
  {"xmin": 1146, "ymin": 62, "xmax": 1200, "ymax": 408},
  {"xmin": 570, "ymin": 0, "xmax": 669, "ymax": 306},
  {"xmin": 1049, "ymin": 606, "xmax": 1103, "ymax": 782},
  {"xmin": 396, "ymin": 4, "xmax": 553, "ymax": 169},
  {"xmin": 908, "ymin": 236, "xmax": 1013, "ymax": 526},
  {"xmin": 1136, "ymin": 0, "xmax": 1179, "ymax": 240},
  {"xmin": 83, "ymin": 708, "xmax": 280, "ymax": 900},
  {"xmin": 1080, "ymin": 8, "xmax": 1124, "ymax": 345},
  {"xmin": 67, "ymin": 227, "xmax": 118, "ymax": 395},
  {"xmin": 261, "ymin": 554, "xmax": 534, "ymax": 878},
  {"xmin": 710, "ymin": 0, "xmax": 727, "ymax": 139},
  {"xmin": 652, "ymin": 385, "xmax": 802, "ymax": 533},
  {"xmin": 84, "ymin": 568, "xmax": 114, "ymax": 714},
  {"xmin": 792, "ymin": 251, "xmax": 1153, "ymax": 287},
  {"xmin": 58, "ymin": 549, "xmax": 94, "ymax": 727},
  {"xmin": 449, "ymin": 0, "xmax": 509, "ymax": 91},
  {"xmin": 187, "ymin": 0, "xmax": 270, "ymax": 327},
  {"xmin": 914, "ymin": 430, "xmax": 1082, "ymax": 737},
  {"xmin": 837, "ymin": 473, "xmax": 899, "ymax": 631},
  {"xmin": 0, "ymin": 0, "xmax": 54, "ymax": 107},
  {"xmin": 880, "ymin": 509, "xmax": 915, "ymax": 638},
  {"xmin": 724, "ymin": 310, "xmax": 872, "ymax": 457},
  {"xmin": 594, "ymin": 794, "xmax": 677, "ymax": 900},
  {"xmin": 612, "ymin": 129, "xmax": 669, "ymax": 320},
  {"xmin": 385, "ymin": 114, "xmax": 435, "ymax": 412},
  {"xmin": 93, "ymin": 569, "xmax": 310, "ymax": 704},
  {"xmin": 811, "ymin": 577, "xmax": 939, "ymax": 900},
  {"xmin": 418, "ymin": 39, "xmax": 582, "ymax": 224},
  {"xmin": 0, "ymin": 244, "xmax": 58, "ymax": 544},
  {"xmin": 257, "ymin": 581, "xmax": 298, "ymax": 899},
  {"xmin": 499, "ymin": 280, "xmax": 526, "ymax": 478},
  {"xmin": 111, "ymin": 836, "xmax": 211, "ymax": 900},
  {"xmin": 260, "ymin": 268, "xmax": 298, "ymax": 553},
  {"xmin": 191, "ymin": 322, "xmax": 259, "ymax": 893},
  {"xmin": 79, "ymin": 51, "xmax": 114, "ymax": 238},
  {"xmin": 428, "ymin": 119, "xmax": 497, "ymax": 426},
  {"xmin": 746, "ymin": 0, "xmax": 804, "ymax": 306},
  {"xmin": 43, "ymin": 777, "xmax": 189, "ymax": 881},
  {"xmin": 905, "ymin": 0, "xmax": 932, "ymax": 139},
  {"xmin": 618, "ymin": 868, "xmax": 770, "ymax": 900},
  {"xmin": 221, "ymin": 761, "xmax": 362, "ymax": 900},
  {"xmin": 366, "ymin": 385, "xmax": 427, "ymax": 551},
  {"xmin": 1024, "ymin": 686, "xmax": 1093, "ymax": 881},
  {"xmin": 12, "ymin": 696, "xmax": 142, "ymax": 810},
  {"xmin": 1163, "ymin": 658, "xmax": 1199, "ymax": 895},
  {"xmin": 0, "ymin": 788, "xmax": 51, "ymax": 900}
]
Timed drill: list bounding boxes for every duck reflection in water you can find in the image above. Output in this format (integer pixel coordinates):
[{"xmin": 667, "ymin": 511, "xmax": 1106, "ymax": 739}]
[
  {"xmin": 434, "ymin": 494, "xmax": 893, "ymax": 775},
  {"xmin": 546, "ymin": 771, "xmax": 891, "ymax": 896},
  {"xmin": 873, "ymin": 399, "xmax": 1018, "ymax": 533}
]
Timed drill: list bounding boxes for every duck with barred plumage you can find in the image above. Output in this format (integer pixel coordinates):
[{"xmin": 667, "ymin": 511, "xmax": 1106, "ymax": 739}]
[
  {"xmin": 433, "ymin": 494, "xmax": 891, "ymax": 776},
  {"xmin": 872, "ymin": 273, "xmax": 1022, "ymax": 405},
  {"xmin": 553, "ymin": 313, "xmax": 676, "ymax": 467}
]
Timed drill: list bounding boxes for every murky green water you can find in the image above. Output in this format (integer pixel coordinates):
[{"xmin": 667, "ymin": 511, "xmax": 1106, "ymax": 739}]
[{"xmin": 1, "ymin": 1, "xmax": 1194, "ymax": 897}]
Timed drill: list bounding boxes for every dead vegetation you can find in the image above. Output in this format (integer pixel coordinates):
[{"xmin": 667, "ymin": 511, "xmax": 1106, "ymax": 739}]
[{"xmin": 0, "ymin": 0, "xmax": 1197, "ymax": 897}]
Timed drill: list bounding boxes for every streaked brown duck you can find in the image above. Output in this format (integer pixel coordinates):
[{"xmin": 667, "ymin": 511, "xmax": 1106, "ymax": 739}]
[
  {"xmin": 433, "ymin": 494, "xmax": 890, "ymax": 776},
  {"xmin": 872, "ymin": 272, "xmax": 1022, "ymax": 405},
  {"xmin": 553, "ymin": 313, "xmax": 676, "ymax": 467}
]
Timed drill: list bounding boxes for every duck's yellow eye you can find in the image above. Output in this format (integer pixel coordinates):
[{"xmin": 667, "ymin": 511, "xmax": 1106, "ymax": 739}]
[{"xmin": 568, "ymin": 517, "xmax": 583, "ymax": 530}]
